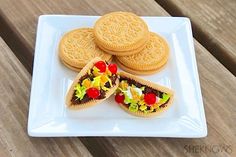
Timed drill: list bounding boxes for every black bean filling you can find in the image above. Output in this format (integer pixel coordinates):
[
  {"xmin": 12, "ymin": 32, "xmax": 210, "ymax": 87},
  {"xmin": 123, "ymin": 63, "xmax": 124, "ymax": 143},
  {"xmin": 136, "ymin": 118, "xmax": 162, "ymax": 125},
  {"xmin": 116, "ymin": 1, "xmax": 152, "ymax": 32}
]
[
  {"xmin": 104, "ymin": 82, "xmax": 111, "ymax": 88},
  {"xmin": 120, "ymin": 76, "xmax": 170, "ymax": 112},
  {"xmin": 71, "ymin": 73, "xmax": 117, "ymax": 105}
]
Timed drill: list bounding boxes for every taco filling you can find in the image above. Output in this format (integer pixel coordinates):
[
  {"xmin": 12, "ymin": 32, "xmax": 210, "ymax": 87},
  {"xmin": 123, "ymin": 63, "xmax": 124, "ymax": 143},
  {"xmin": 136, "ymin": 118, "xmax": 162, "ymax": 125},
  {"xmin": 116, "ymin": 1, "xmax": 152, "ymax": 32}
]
[
  {"xmin": 115, "ymin": 76, "xmax": 171, "ymax": 113},
  {"xmin": 71, "ymin": 61, "xmax": 118, "ymax": 105}
]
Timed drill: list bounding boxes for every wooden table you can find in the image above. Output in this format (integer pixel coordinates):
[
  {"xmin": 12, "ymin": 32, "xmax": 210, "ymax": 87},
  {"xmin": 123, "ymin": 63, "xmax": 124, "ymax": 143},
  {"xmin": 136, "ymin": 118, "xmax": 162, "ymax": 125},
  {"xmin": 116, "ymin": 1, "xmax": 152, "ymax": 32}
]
[{"xmin": 0, "ymin": 0, "xmax": 235, "ymax": 157}]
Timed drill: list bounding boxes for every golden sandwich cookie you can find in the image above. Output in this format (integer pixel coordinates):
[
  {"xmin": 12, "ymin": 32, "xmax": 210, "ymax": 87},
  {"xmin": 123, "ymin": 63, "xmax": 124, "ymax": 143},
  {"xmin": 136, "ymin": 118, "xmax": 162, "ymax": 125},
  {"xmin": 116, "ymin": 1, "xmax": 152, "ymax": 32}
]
[
  {"xmin": 61, "ymin": 56, "xmax": 113, "ymax": 72},
  {"xmin": 59, "ymin": 28, "xmax": 112, "ymax": 71},
  {"xmin": 116, "ymin": 32, "xmax": 169, "ymax": 74},
  {"xmin": 115, "ymin": 58, "xmax": 167, "ymax": 75},
  {"xmin": 94, "ymin": 12, "xmax": 149, "ymax": 54},
  {"xmin": 61, "ymin": 59, "xmax": 81, "ymax": 72},
  {"xmin": 97, "ymin": 41, "xmax": 147, "ymax": 56}
]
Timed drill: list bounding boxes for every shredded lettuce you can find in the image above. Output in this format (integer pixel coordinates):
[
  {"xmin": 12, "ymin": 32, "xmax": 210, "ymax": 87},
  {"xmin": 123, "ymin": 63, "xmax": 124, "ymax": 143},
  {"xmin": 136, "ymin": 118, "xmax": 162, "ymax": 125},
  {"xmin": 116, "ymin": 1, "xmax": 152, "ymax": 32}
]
[
  {"xmin": 139, "ymin": 105, "xmax": 147, "ymax": 111},
  {"xmin": 102, "ymin": 86, "xmax": 110, "ymax": 91},
  {"xmin": 139, "ymin": 100, "xmax": 145, "ymax": 106},
  {"xmin": 93, "ymin": 66, "xmax": 100, "ymax": 73},
  {"xmin": 123, "ymin": 92, "xmax": 132, "ymax": 104},
  {"xmin": 92, "ymin": 66, "xmax": 102, "ymax": 76},
  {"xmin": 128, "ymin": 103, "xmax": 138, "ymax": 112},
  {"xmin": 92, "ymin": 76, "xmax": 101, "ymax": 87},
  {"xmin": 131, "ymin": 84, "xmax": 136, "ymax": 88},
  {"xmin": 105, "ymin": 75, "xmax": 112, "ymax": 87},
  {"xmin": 140, "ymin": 86, "xmax": 145, "ymax": 91},
  {"xmin": 74, "ymin": 84, "xmax": 86, "ymax": 100},
  {"xmin": 159, "ymin": 93, "xmax": 170, "ymax": 104}
]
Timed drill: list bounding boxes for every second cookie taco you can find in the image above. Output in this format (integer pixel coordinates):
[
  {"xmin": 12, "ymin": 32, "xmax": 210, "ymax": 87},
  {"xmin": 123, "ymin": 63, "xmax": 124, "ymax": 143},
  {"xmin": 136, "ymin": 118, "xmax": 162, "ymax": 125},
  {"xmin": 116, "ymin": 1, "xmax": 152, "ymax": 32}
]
[
  {"xmin": 66, "ymin": 57, "xmax": 119, "ymax": 109},
  {"xmin": 114, "ymin": 72, "xmax": 174, "ymax": 117}
]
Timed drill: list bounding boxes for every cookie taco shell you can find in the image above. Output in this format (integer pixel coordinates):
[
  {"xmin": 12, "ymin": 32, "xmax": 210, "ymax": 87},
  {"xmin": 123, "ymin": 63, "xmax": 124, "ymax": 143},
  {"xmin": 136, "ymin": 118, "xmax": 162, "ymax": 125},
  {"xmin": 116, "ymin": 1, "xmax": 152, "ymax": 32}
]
[
  {"xmin": 117, "ymin": 71, "xmax": 174, "ymax": 117},
  {"xmin": 66, "ymin": 57, "xmax": 119, "ymax": 110}
]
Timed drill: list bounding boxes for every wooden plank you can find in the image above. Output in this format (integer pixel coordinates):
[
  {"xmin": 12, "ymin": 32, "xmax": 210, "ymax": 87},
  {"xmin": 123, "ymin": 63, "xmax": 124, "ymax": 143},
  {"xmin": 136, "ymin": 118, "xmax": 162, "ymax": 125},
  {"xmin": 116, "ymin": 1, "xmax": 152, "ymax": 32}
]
[
  {"xmin": 0, "ymin": 37, "xmax": 92, "ymax": 157},
  {"xmin": 0, "ymin": 0, "xmax": 168, "ymax": 73},
  {"xmin": 0, "ymin": 0, "xmax": 235, "ymax": 157},
  {"xmin": 156, "ymin": 0, "xmax": 236, "ymax": 75}
]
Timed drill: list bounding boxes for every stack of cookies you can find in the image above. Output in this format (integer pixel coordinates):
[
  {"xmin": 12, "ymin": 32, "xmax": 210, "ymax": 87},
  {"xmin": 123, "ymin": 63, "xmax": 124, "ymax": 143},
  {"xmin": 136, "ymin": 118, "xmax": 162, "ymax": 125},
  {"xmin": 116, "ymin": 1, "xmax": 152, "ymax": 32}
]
[
  {"xmin": 94, "ymin": 12, "xmax": 169, "ymax": 75},
  {"xmin": 115, "ymin": 32, "xmax": 169, "ymax": 75},
  {"xmin": 59, "ymin": 12, "xmax": 169, "ymax": 75},
  {"xmin": 94, "ymin": 12, "xmax": 149, "ymax": 56}
]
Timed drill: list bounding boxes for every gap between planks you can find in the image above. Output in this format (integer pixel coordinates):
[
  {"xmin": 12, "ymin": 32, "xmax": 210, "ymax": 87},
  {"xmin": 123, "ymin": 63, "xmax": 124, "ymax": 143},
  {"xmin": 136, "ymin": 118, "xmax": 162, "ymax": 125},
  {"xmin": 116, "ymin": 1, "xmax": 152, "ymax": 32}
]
[
  {"xmin": 155, "ymin": 0, "xmax": 236, "ymax": 76},
  {"xmin": 0, "ymin": 10, "xmax": 33, "ymax": 73}
]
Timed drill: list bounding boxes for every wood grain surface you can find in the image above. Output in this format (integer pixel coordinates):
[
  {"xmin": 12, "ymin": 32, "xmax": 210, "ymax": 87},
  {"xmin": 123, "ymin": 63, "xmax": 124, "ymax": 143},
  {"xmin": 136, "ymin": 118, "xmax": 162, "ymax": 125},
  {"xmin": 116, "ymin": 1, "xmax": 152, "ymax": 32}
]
[
  {"xmin": 0, "ymin": 0, "xmax": 168, "ymax": 72},
  {"xmin": 156, "ymin": 0, "xmax": 236, "ymax": 75},
  {"xmin": 0, "ymin": 0, "xmax": 235, "ymax": 157},
  {"xmin": 0, "ymin": 38, "xmax": 92, "ymax": 157}
]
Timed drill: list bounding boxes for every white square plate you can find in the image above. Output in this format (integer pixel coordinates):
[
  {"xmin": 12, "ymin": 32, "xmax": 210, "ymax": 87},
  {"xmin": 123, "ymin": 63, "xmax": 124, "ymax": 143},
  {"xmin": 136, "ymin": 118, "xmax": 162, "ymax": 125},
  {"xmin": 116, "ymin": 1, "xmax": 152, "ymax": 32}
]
[{"xmin": 28, "ymin": 15, "xmax": 207, "ymax": 137}]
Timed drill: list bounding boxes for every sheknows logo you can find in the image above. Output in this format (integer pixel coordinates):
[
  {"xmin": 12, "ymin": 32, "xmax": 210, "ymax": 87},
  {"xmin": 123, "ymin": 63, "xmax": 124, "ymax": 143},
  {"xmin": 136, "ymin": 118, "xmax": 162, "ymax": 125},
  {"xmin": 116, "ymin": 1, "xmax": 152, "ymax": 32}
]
[{"xmin": 184, "ymin": 144, "xmax": 232, "ymax": 154}]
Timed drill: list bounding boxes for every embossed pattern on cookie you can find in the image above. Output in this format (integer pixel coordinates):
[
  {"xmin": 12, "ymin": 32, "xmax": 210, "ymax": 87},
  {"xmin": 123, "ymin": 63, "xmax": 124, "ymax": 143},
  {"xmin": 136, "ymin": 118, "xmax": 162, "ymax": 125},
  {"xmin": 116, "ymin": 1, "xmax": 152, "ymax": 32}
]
[
  {"xmin": 117, "ymin": 32, "xmax": 169, "ymax": 71},
  {"xmin": 59, "ymin": 28, "xmax": 112, "ymax": 70},
  {"xmin": 94, "ymin": 12, "xmax": 149, "ymax": 52}
]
